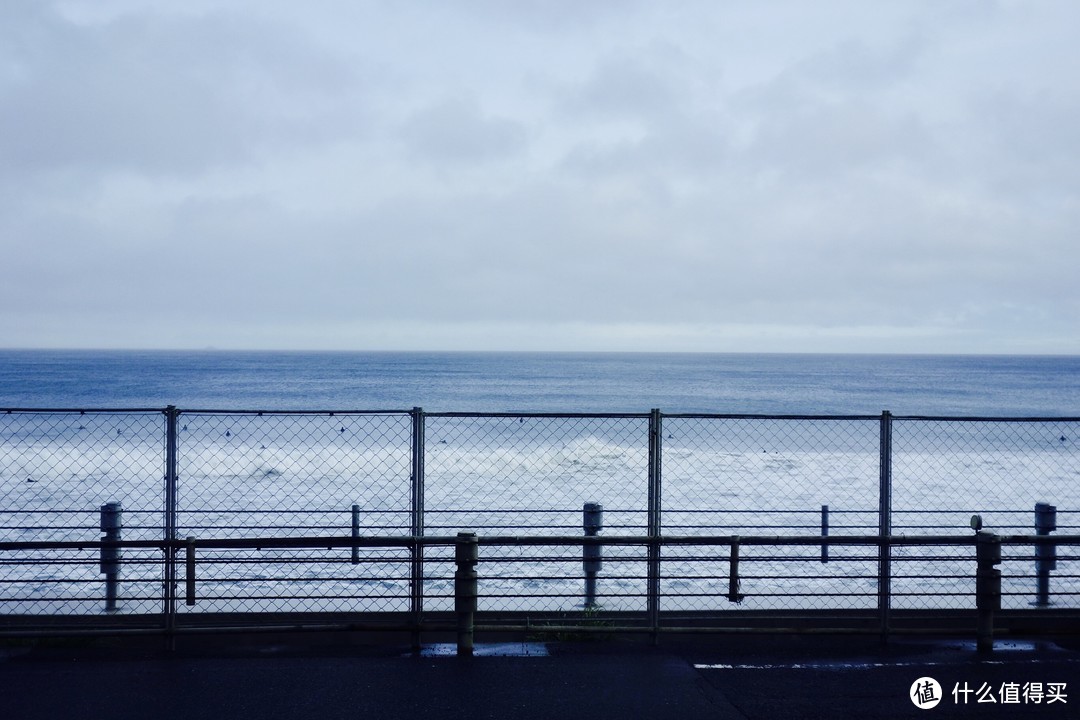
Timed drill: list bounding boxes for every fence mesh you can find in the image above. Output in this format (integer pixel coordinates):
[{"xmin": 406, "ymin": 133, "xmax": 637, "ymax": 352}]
[
  {"xmin": 892, "ymin": 418, "xmax": 1080, "ymax": 610},
  {"xmin": 423, "ymin": 414, "xmax": 649, "ymax": 614},
  {"xmin": 1, "ymin": 409, "xmax": 1077, "ymax": 625},
  {"xmin": 175, "ymin": 411, "xmax": 413, "ymax": 614},
  {"xmin": 661, "ymin": 417, "xmax": 882, "ymax": 612},
  {"xmin": 0, "ymin": 410, "xmax": 164, "ymax": 616}
]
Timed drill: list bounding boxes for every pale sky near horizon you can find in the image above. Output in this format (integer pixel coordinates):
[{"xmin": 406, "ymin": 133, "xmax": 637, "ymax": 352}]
[{"xmin": 2, "ymin": 1, "xmax": 1078, "ymax": 354}]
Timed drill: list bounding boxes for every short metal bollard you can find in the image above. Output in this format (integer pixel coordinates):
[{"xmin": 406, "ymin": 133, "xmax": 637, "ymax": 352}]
[
  {"xmin": 351, "ymin": 504, "xmax": 361, "ymax": 566},
  {"xmin": 583, "ymin": 502, "xmax": 603, "ymax": 609},
  {"xmin": 455, "ymin": 532, "xmax": 478, "ymax": 656},
  {"xmin": 820, "ymin": 504, "xmax": 829, "ymax": 564},
  {"xmin": 99, "ymin": 502, "xmax": 122, "ymax": 613},
  {"xmin": 728, "ymin": 536, "xmax": 744, "ymax": 603},
  {"xmin": 975, "ymin": 530, "xmax": 1002, "ymax": 653},
  {"xmin": 185, "ymin": 536, "xmax": 196, "ymax": 606},
  {"xmin": 1034, "ymin": 502, "xmax": 1057, "ymax": 607}
]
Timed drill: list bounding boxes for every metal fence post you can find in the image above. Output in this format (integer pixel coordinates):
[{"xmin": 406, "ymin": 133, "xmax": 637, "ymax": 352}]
[
  {"xmin": 100, "ymin": 502, "xmax": 122, "ymax": 612},
  {"xmin": 410, "ymin": 407, "xmax": 425, "ymax": 648},
  {"xmin": 185, "ymin": 536, "xmax": 196, "ymax": 606},
  {"xmin": 455, "ymin": 532, "xmax": 478, "ymax": 656},
  {"xmin": 878, "ymin": 411, "xmax": 892, "ymax": 644},
  {"xmin": 164, "ymin": 406, "xmax": 179, "ymax": 638},
  {"xmin": 647, "ymin": 408, "xmax": 662, "ymax": 641},
  {"xmin": 1034, "ymin": 502, "xmax": 1057, "ymax": 607},
  {"xmin": 975, "ymin": 530, "xmax": 1002, "ymax": 653},
  {"xmin": 727, "ymin": 536, "xmax": 744, "ymax": 603},
  {"xmin": 583, "ymin": 502, "xmax": 603, "ymax": 608},
  {"xmin": 351, "ymin": 504, "xmax": 361, "ymax": 566},
  {"xmin": 821, "ymin": 504, "xmax": 829, "ymax": 564}
]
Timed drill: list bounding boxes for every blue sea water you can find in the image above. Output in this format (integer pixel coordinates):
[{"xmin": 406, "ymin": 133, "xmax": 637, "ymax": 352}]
[
  {"xmin": 0, "ymin": 350, "xmax": 1078, "ymax": 415},
  {"xmin": 3, "ymin": 350, "xmax": 1079, "ymax": 615}
]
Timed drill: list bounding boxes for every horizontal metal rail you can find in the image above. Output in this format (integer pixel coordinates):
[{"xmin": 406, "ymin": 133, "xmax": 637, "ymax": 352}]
[
  {"xmin": 5, "ymin": 407, "xmax": 1078, "ymax": 421},
  {"xmin": 2, "ymin": 532, "xmax": 1076, "ymax": 651},
  {"xmin": 4, "ymin": 533, "xmax": 1076, "ymax": 552},
  {"xmin": 3, "ymin": 408, "xmax": 1077, "ymax": 651}
]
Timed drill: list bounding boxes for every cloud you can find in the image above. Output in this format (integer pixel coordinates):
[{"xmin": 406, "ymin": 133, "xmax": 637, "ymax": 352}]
[
  {"xmin": 399, "ymin": 96, "xmax": 527, "ymax": 165},
  {"xmin": 1, "ymin": 0, "xmax": 1079, "ymax": 352},
  {"xmin": 0, "ymin": 2, "xmax": 363, "ymax": 176}
]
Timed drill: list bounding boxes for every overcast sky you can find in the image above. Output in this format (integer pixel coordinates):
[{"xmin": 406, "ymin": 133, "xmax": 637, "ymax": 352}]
[{"xmin": 2, "ymin": 1, "xmax": 1078, "ymax": 353}]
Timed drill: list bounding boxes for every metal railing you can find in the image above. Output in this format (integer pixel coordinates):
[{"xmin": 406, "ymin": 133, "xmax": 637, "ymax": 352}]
[
  {"xmin": 0, "ymin": 531, "xmax": 1075, "ymax": 652},
  {"xmin": 1, "ymin": 407, "xmax": 1078, "ymax": 638}
]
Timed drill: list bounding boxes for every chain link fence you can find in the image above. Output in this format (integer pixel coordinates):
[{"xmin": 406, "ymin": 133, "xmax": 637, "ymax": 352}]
[
  {"xmin": 892, "ymin": 418, "xmax": 1080, "ymax": 611},
  {"xmin": 661, "ymin": 416, "xmax": 882, "ymax": 613},
  {"xmin": 1, "ymin": 409, "xmax": 1077, "ymax": 627},
  {"xmin": 423, "ymin": 414, "xmax": 649, "ymax": 614},
  {"xmin": 175, "ymin": 411, "xmax": 413, "ymax": 614},
  {"xmin": 0, "ymin": 410, "xmax": 165, "ymax": 616}
]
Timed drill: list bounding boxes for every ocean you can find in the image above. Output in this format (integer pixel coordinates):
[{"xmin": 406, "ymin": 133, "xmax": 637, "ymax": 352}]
[
  {"xmin": 1, "ymin": 349, "xmax": 1079, "ymax": 415},
  {"xmin": 2, "ymin": 350, "xmax": 1078, "ymax": 615}
]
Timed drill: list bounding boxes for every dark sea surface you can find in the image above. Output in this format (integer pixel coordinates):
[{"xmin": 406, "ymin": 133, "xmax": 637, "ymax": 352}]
[
  {"xmin": 3, "ymin": 350, "xmax": 1079, "ymax": 615},
  {"xmin": 1, "ymin": 350, "xmax": 1078, "ymax": 415}
]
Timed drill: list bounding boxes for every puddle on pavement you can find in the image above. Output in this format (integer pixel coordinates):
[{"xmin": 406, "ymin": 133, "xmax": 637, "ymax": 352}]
[{"xmin": 416, "ymin": 642, "xmax": 550, "ymax": 657}]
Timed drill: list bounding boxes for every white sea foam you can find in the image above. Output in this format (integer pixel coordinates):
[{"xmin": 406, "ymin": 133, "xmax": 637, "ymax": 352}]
[{"xmin": 2, "ymin": 414, "xmax": 1077, "ymax": 616}]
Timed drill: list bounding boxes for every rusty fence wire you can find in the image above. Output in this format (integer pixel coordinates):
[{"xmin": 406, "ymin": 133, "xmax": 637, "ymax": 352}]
[{"xmin": 1, "ymin": 409, "xmax": 1077, "ymax": 628}]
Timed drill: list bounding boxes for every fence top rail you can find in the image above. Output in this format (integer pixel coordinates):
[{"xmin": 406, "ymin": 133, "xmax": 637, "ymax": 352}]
[
  {"xmin": 179, "ymin": 409, "xmax": 412, "ymax": 416},
  {"xmin": 3, "ymin": 407, "xmax": 1079, "ymax": 421},
  {"xmin": 1, "ymin": 407, "xmax": 168, "ymax": 414},
  {"xmin": 425, "ymin": 411, "xmax": 650, "ymax": 419},
  {"xmin": 3, "ymin": 533, "xmax": 1077, "ymax": 552},
  {"xmin": 892, "ymin": 415, "xmax": 1080, "ymax": 422},
  {"xmin": 659, "ymin": 413, "xmax": 882, "ymax": 421}
]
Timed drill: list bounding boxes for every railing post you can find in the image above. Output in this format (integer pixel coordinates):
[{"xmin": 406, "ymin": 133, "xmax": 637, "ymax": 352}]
[
  {"xmin": 164, "ymin": 406, "xmax": 179, "ymax": 639},
  {"xmin": 647, "ymin": 408, "xmax": 662, "ymax": 642},
  {"xmin": 975, "ymin": 530, "xmax": 1002, "ymax": 653},
  {"xmin": 185, "ymin": 537, "xmax": 196, "ymax": 606},
  {"xmin": 727, "ymin": 536, "xmax": 744, "ymax": 603},
  {"xmin": 583, "ymin": 502, "xmax": 603, "ymax": 609},
  {"xmin": 351, "ymin": 504, "xmax": 361, "ymax": 565},
  {"xmin": 1034, "ymin": 502, "xmax": 1057, "ymax": 607},
  {"xmin": 455, "ymin": 532, "xmax": 478, "ymax": 656},
  {"xmin": 410, "ymin": 407, "xmax": 425, "ymax": 649},
  {"xmin": 100, "ymin": 502, "xmax": 122, "ymax": 613},
  {"xmin": 821, "ymin": 504, "xmax": 829, "ymax": 564},
  {"xmin": 877, "ymin": 411, "xmax": 892, "ymax": 644}
]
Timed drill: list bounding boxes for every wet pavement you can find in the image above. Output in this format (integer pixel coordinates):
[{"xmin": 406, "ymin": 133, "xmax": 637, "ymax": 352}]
[{"xmin": 2, "ymin": 633, "xmax": 1078, "ymax": 719}]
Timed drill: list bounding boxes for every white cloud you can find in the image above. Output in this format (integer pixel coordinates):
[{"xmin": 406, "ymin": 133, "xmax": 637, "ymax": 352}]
[
  {"xmin": 0, "ymin": 3, "xmax": 364, "ymax": 176},
  {"xmin": 399, "ymin": 96, "xmax": 527, "ymax": 165},
  {"xmin": 2, "ymin": 0, "xmax": 1079, "ymax": 353}
]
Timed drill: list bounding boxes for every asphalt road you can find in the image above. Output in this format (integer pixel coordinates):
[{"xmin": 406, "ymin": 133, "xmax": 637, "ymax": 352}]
[{"xmin": 2, "ymin": 634, "xmax": 1078, "ymax": 719}]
